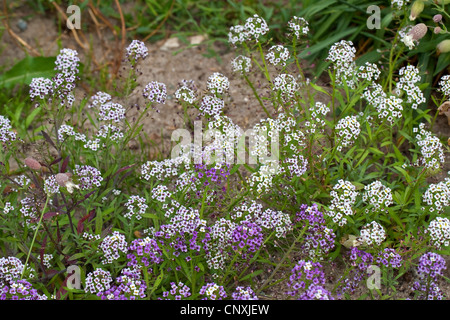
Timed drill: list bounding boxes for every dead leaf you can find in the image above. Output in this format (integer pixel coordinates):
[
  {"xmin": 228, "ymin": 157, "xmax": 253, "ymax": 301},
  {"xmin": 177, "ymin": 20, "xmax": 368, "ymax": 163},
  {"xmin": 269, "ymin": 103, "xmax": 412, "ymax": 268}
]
[{"xmin": 438, "ymin": 101, "xmax": 450, "ymax": 126}]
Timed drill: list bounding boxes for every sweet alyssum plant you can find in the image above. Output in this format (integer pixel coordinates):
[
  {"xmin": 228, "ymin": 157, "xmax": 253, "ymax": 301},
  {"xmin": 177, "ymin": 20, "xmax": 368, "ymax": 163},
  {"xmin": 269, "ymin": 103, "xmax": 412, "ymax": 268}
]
[{"xmin": 0, "ymin": 11, "xmax": 449, "ymax": 300}]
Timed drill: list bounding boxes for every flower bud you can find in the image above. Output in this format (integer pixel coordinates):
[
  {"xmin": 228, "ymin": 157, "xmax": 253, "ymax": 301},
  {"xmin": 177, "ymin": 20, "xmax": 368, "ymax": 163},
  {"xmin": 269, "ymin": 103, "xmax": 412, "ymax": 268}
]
[
  {"xmin": 437, "ymin": 39, "xmax": 450, "ymax": 53},
  {"xmin": 433, "ymin": 14, "xmax": 443, "ymax": 23},
  {"xmin": 408, "ymin": 23, "xmax": 427, "ymax": 41},
  {"xmin": 409, "ymin": 0, "xmax": 425, "ymax": 21},
  {"xmin": 434, "ymin": 27, "xmax": 442, "ymax": 34},
  {"xmin": 55, "ymin": 173, "xmax": 69, "ymax": 186},
  {"xmin": 24, "ymin": 157, "xmax": 41, "ymax": 170}
]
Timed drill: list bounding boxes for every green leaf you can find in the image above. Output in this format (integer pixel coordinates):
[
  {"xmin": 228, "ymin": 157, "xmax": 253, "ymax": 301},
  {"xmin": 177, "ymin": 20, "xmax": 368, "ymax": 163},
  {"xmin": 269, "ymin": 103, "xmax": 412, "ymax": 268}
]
[{"xmin": 0, "ymin": 56, "xmax": 57, "ymax": 89}]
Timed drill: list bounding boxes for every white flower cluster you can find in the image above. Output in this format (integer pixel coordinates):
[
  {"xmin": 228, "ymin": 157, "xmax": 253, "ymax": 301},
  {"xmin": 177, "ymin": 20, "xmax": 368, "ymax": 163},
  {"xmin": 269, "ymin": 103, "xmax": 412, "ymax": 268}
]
[
  {"xmin": 29, "ymin": 77, "xmax": 54, "ymax": 101},
  {"xmin": 272, "ymin": 73, "xmax": 298, "ymax": 102},
  {"xmin": 199, "ymin": 95, "xmax": 225, "ymax": 116},
  {"xmin": 391, "ymin": 0, "xmax": 411, "ymax": 10},
  {"xmin": 284, "ymin": 154, "xmax": 308, "ymax": 177},
  {"xmin": 2, "ymin": 202, "xmax": 14, "ymax": 215},
  {"xmin": 422, "ymin": 180, "xmax": 450, "ymax": 213},
  {"xmin": 84, "ymin": 268, "xmax": 113, "ymax": 295},
  {"xmin": 74, "ymin": 164, "xmax": 103, "ymax": 190},
  {"xmin": 359, "ymin": 221, "xmax": 386, "ymax": 246},
  {"xmin": 396, "ymin": 65, "xmax": 426, "ymax": 109},
  {"xmin": 98, "ymin": 231, "xmax": 128, "ymax": 264},
  {"xmin": 335, "ymin": 115, "xmax": 361, "ymax": 151},
  {"xmin": 266, "ymin": 45, "xmax": 290, "ymax": 67},
  {"xmin": 362, "ymin": 84, "xmax": 403, "ymax": 124},
  {"xmin": 98, "ymin": 102, "xmax": 126, "ymax": 123},
  {"xmin": 143, "ymin": 81, "xmax": 167, "ymax": 104},
  {"xmin": 0, "ymin": 115, "xmax": 17, "ymax": 145},
  {"xmin": 414, "ymin": 123, "xmax": 445, "ymax": 171},
  {"xmin": 151, "ymin": 185, "xmax": 172, "ymax": 203},
  {"xmin": 161, "ymin": 204, "xmax": 207, "ymax": 235},
  {"xmin": 96, "ymin": 124, "xmax": 124, "ymax": 142},
  {"xmin": 326, "ymin": 40, "xmax": 356, "ymax": 88},
  {"xmin": 228, "ymin": 14, "xmax": 269, "ymax": 46},
  {"xmin": 206, "ymin": 218, "xmax": 237, "ymax": 271},
  {"xmin": 426, "ymin": 217, "xmax": 450, "ymax": 249},
  {"xmin": 438, "ymin": 75, "xmax": 450, "ymax": 97},
  {"xmin": 207, "ymin": 72, "xmax": 230, "ymax": 97},
  {"xmin": 248, "ymin": 159, "xmax": 281, "ymax": 196},
  {"xmin": 124, "ymin": 195, "xmax": 148, "ymax": 220},
  {"xmin": 44, "ymin": 175, "xmax": 60, "ymax": 195},
  {"xmin": 287, "ymin": 16, "xmax": 309, "ymax": 38},
  {"xmin": 203, "ymin": 114, "xmax": 243, "ymax": 166},
  {"xmin": 231, "ymin": 55, "xmax": 251, "ymax": 74},
  {"xmin": 357, "ymin": 62, "xmax": 381, "ymax": 82},
  {"xmin": 88, "ymin": 91, "xmax": 112, "ymax": 109},
  {"xmin": 141, "ymin": 153, "xmax": 190, "ymax": 181},
  {"xmin": 42, "ymin": 254, "xmax": 53, "ymax": 268},
  {"xmin": 362, "ymin": 181, "xmax": 393, "ymax": 212},
  {"xmin": 326, "ymin": 180, "xmax": 358, "ymax": 226},
  {"xmin": 19, "ymin": 197, "xmax": 38, "ymax": 229},
  {"xmin": 82, "ymin": 232, "xmax": 101, "ymax": 241},
  {"xmin": 305, "ymin": 102, "xmax": 330, "ymax": 133},
  {"xmin": 57, "ymin": 124, "xmax": 87, "ymax": 142},
  {"xmin": 175, "ymin": 86, "xmax": 196, "ymax": 104},
  {"xmin": 125, "ymin": 40, "xmax": 148, "ymax": 65}
]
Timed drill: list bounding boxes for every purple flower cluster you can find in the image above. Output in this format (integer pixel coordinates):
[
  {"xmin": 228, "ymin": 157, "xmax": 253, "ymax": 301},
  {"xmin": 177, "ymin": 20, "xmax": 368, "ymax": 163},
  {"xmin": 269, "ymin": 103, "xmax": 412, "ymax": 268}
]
[
  {"xmin": 199, "ymin": 282, "xmax": 227, "ymax": 300},
  {"xmin": 412, "ymin": 252, "xmax": 447, "ymax": 300},
  {"xmin": 230, "ymin": 221, "xmax": 264, "ymax": 260},
  {"xmin": 127, "ymin": 237, "xmax": 164, "ymax": 270},
  {"xmin": 298, "ymin": 284, "xmax": 334, "ymax": 300},
  {"xmin": 99, "ymin": 269, "xmax": 147, "ymax": 300},
  {"xmin": 0, "ymin": 279, "xmax": 47, "ymax": 300},
  {"xmin": 231, "ymin": 286, "xmax": 258, "ymax": 300},
  {"xmin": 295, "ymin": 204, "xmax": 336, "ymax": 260},
  {"xmin": 29, "ymin": 77, "xmax": 54, "ymax": 101},
  {"xmin": 159, "ymin": 281, "xmax": 191, "ymax": 300},
  {"xmin": 287, "ymin": 260, "xmax": 326, "ymax": 297},
  {"xmin": 376, "ymin": 248, "xmax": 402, "ymax": 268},
  {"xmin": 336, "ymin": 247, "xmax": 373, "ymax": 297}
]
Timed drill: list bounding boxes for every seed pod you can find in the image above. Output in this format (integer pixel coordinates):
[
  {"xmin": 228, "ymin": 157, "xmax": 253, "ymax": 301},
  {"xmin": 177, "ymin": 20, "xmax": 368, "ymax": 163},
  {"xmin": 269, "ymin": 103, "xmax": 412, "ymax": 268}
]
[
  {"xmin": 24, "ymin": 157, "xmax": 41, "ymax": 170},
  {"xmin": 433, "ymin": 14, "xmax": 443, "ymax": 23}
]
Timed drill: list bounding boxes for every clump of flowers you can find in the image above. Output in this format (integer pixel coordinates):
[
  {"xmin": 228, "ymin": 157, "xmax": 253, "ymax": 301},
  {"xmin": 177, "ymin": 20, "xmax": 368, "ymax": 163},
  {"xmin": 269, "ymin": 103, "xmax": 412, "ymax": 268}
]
[
  {"xmin": 336, "ymin": 247, "xmax": 373, "ymax": 297},
  {"xmin": 266, "ymin": 45, "xmax": 290, "ymax": 67},
  {"xmin": 231, "ymin": 55, "xmax": 251, "ymax": 74},
  {"xmin": 125, "ymin": 40, "xmax": 148, "ymax": 66},
  {"xmin": 29, "ymin": 77, "xmax": 54, "ymax": 102},
  {"xmin": 206, "ymin": 72, "xmax": 230, "ymax": 97},
  {"xmin": 231, "ymin": 286, "xmax": 258, "ymax": 300},
  {"xmin": 396, "ymin": 65, "xmax": 425, "ymax": 110},
  {"xmin": 74, "ymin": 165, "xmax": 103, "ymax": 190},
  {"xmin": 326, "ymin": 180, "xmax": 358, "ymax": 226},
  {"xmin": 84, "ymin": 268, "xmax": 113, "ymax": 295},
  {"xmin": 422, "ymin": 180, "xmax": 450, "ymax": 214},
  {"xmin": 298, "ymin": 284, "xmax": 334, "ymax": 300},
  {"xmin": 438, "ymin": 74, "xmax": 450, "ymax": 97},
  {"xmin": 0, "ymin": 115, "xmax": 17, "ymax": 146},
  {"xmin": 376, "ymin": 248, "xmax": 402, "ymax": 269},
  {"xmin": 98, "ymin": 231, "xmax": 128, "ymax": 264},
  {"xmin": 287, "ymin": 260, "xmax": 326, "ymax": 298},
  {"xmin": 305, "ymin": 102, "xmax": 330, "ymax": 133},
  {"xmin": 426, "ymin": 217, "xmax": 450, "ymax": 249},
  {"xmin": 414, "ymin": 123, "xmax": 445, "ymax": 171},
  {"xmin": 175, "ymin": 86, "xmax": 196, "ymax": 104},
  {"xmin": 362, "ymin": 181, "xmax": 393, "ymax": 213},
  {"xmin": 159, "ymin": 281, "xmax": 191, "ymax": 300},
  {"xmin": 100, "ymin": 269, "xmax": 147, "ymax": 300},
  {"xmin": 198, "ymin": 282, "xmax": 227, "ymax": 300},
  {"xmin": 127, "ymin": 237, "xmax": 164, "ymax": 270},
  {"xmin": 199, "ymin": 95, "xmax": 225, "ymax": 116},
  {"xmin": 229, "ymin": 220, "xmax": 264, "ymax": 261},
  {"xmin": 357, "ymin": 62, "xmax": 381, "ymax": 82},
  {"xmin": 98, "ymin": 102, "xmax": 126, "ymax": 123},
  {"xmin": 295, "ymin": 204, "xmax": 336, "ymax": 260},
  {"xmin": 359, "ymin": 221, "xmax": 386, "ymax": 247},
  {"xmin": 272, "ymin": 73, "xmax": 298, "ymax": 103},
  {"xmin": 0, "ymin": 279, "xmax": 47, "ymax": 300},
  {"xmin": 412, "ymin": 252, "xmax": 446, "ymax": 300},
  {"xmin": 335, "ymin": 115, "xmax": 361, "ymax": 151},
  {"xmin": 287, "ymin": 16, "xmax": 309, "ymax": 38},
  {"xmin": 326, "ymin": 40, "xmax": 356, "ymax": 88},
  {"xmin": 143, "ymin": 81, "xmax": 167, "ymax": 105},
  {"xmin": 243, "ymin": 14, "xmax": 269, "ymax": 41},
  {"xmin": 124, "ymin": 195, "xmax": 148, "ymax": 220}
]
